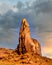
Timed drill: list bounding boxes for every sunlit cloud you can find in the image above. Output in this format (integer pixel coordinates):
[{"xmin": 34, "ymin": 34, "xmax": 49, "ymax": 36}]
[{"xmin": 38, "ymin": 32, "xmax": 52, "ymax": 58}]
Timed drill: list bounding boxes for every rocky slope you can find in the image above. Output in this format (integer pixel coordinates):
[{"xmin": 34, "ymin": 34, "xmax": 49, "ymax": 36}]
[
  {"xmin": 0, "ymin": 18, "xmax": 52, "ymax": 65},
  {"xmin": 0, "ymin": 48, "xmax": 52, "ymax": 65}
]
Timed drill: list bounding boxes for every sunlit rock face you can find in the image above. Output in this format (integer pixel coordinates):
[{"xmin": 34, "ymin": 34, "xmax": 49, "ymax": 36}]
[{"xmin": 17, "ymin": 18, "xmax": 41, "ymax": 55}]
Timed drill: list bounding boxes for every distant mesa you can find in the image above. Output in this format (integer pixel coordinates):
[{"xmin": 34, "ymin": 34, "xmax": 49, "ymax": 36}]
[{"xmin": 17, "ymin": 18, "xmax": 41, "ymax": 55}]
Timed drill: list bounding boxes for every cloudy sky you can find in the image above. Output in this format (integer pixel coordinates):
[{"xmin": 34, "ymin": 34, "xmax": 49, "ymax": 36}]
[{"xmin": 0, "ymin": 0, "xmax": 52, "ymax": 58}]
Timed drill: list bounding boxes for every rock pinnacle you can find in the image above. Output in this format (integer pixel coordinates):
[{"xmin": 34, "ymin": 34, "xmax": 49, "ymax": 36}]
[{"xmin": 17, "ymin": 18, "xmax": 41, "ymax": 55}]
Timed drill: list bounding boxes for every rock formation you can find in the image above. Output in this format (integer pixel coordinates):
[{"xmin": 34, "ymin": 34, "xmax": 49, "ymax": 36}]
[
  {"xmin": 17, "ymin": 18, "xmax": 41, "ymax": 55},
  {"xmin": 0, "ymin": 18, "xmax": 52, "ymax": 65}
]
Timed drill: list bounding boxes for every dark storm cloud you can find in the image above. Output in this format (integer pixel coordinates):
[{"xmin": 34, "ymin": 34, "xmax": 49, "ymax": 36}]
[
  {"xmin": 0, "ymin": 0, "xmax": 52, "ymax": 30},
  {"xmin": 29, "ymin": 0, "xmax": 52, "ymax": 32},
  {"xmin": 16, "ymin": 1, "xmax": 24, "ymax": 10},
  {"xmin": 34, "ymin": 0, "xmax": 52, "ymax": 13},
  {"xmin": 0, "ymin": 0, "xmax": 52, "ymax": 38},
  {"xmin": 0, "ymin": 11, "xmax": 32, "ymax": 30}
]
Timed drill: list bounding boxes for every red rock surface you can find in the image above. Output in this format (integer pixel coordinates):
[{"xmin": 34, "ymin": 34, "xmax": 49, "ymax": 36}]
[{"xmin": 0, "ymin": 48, "xmax": 52, "ymax": 65}]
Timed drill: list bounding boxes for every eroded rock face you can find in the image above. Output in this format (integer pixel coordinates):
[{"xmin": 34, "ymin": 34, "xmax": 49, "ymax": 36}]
[{"xmin": 17, "ymin": 18, "xmax": 41, "ymax": 55}]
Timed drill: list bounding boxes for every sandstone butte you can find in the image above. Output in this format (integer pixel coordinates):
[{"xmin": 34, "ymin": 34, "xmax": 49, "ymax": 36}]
[{"xmin": 0, "ymin": 18, "xmax": 52, "ymax": 65}]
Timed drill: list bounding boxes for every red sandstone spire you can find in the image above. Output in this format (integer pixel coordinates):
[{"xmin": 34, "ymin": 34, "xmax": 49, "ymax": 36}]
[{"xmin": 17, "ymin": 18, "xmax": 41, "ymax": 55}]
